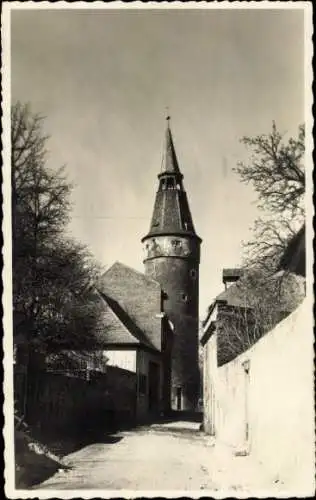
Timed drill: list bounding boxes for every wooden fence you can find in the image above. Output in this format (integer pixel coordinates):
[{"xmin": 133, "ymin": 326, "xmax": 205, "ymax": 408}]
[{"xmin": 14, "ymin": 364, "xmax": 137, "ymax": 435}]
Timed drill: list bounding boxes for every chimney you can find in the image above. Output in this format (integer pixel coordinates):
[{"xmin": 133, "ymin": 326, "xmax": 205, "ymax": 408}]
[{"xmin": 222, "ymin": 268, "xmax": 242, "ymax": 290}]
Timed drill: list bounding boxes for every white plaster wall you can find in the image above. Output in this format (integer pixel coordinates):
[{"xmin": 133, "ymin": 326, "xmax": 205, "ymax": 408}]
[
  {"xmin": 204, "ymin": 298, "xmax": 315, "ymax": 492},
  {"xmin": 203, "ymin": 335, "xmax": 217, "ymax": 435},
  {"xmin": 246, "ymin": 297, "xmax": 315, "ymax": 491},
  {"xmin": 103, "ymin": 350, "xmax": 137, "ymax": 373}
]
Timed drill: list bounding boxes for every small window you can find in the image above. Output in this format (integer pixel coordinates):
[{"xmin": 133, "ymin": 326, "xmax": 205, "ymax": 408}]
[
  {"xmin": 190, "ymin": 269, "xmax": 197, "ymax": 279},
  {"xmin": 181, "ymin": 293, "xmax": 188, "ymax": 303}
]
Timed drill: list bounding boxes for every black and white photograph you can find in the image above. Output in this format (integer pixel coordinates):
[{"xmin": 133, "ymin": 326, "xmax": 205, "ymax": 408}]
[{"xmin": 2, "ymin": 2, "xmax": 314, "ymax": 498}]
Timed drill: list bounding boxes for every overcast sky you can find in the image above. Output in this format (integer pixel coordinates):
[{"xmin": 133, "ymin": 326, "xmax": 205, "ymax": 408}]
[{"xmin": 11, "ymin": 6, "xmax": 305, "ymax": 317}]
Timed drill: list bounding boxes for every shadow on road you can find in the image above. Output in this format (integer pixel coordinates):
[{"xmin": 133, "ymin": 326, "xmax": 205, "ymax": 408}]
[
  {"xmin": 159, "ymin": 410, "xmax": 203, "ymax": 423},
  {"xmin": 33, "ymin": 427, "xmax": 123, "ymax": 458},
  {"xmin": 15, "ymin": 411, "xmax": 203, "ymax": 489},
  {"xmin": 134, "ymin": 410, "xmax": 203, "ymax": 427},
  {"xmin": 15, "ymin": 425, "xmax": 124, "ymax": 489}
]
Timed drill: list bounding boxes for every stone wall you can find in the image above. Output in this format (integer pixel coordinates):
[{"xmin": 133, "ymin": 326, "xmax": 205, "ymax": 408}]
[{"xmin": 145, "ymin": 254, "xmax": 200, "ymax": 411}]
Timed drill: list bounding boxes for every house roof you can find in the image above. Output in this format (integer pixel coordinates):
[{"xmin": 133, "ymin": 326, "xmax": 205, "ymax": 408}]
[
  {"xmin": 202, "ymin": 266, "xmax": 305, "ymax": 338},
  {"xmin": 215, "ymin": 282, "xmax": 248, "ymax": 308},
  {"xmin": 96, "ymin": 291, "xmax": 157, "ymax": 350},
  {"xmin": 96, "ymin": 262, "xmax": 163, "ymax": 351}
]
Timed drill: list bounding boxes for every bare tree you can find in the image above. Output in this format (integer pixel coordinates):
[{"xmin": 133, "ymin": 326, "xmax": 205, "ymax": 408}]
[
  {"xmin": 235, "ymin": 122, "xmax": 305, "ymax": 216},
  {"xmin": 234, "ymin": 123, "xmax": 305, "ymax": 269},
  {"xmin": 216, "ymin": 268, "xmax": 305, "ymax": 365}
]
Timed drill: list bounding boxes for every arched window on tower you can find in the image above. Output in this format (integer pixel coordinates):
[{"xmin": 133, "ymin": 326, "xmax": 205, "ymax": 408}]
[{"xmin": 166, "ymin": 177, "xmax": 175, "ymax": 190}]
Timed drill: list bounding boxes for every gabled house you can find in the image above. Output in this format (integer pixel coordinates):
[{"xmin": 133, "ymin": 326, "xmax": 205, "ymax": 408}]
[
  {"xmin": 92, "ymin": 261, "xmax": 173, "ymax": 421},
  {"xmin": 201, "ymin": 263, "xmax": 305, "ymax": 368},
  {"xmin": 201, "ymin": 268, "xmax": 259, "ymax": 368}
]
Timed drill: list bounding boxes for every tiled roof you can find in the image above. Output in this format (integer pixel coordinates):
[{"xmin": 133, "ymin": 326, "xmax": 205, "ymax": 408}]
[
  {"xmin": 214, "ymin": 270, "xmax": 305, "ymax": 311},
  {"xmin": 142, "ymin": 122, "xmax": 201, "ymax": 242},
  {"xmin": 97, "ymin": 292, "xmax": 157, "ymax": 350},
  {"xmin": 146, "ymin": 189, "xmax": 197, "ymax": 238},
  {"xmin": 96, "ymin": 262, "xmax": 163, "ymax": 351},
  {"xmin": 216, "ymin": 282, "xmax": 247, "ymax": 308}
]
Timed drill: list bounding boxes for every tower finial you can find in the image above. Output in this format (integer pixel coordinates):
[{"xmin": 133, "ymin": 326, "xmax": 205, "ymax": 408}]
[
  {"xmin": 161, "ymin": 109, "xmax": 181, "ymax": 175},
  {"xmin": 165, "ymin": 107, "xmax": 171, "ymax": 125}
]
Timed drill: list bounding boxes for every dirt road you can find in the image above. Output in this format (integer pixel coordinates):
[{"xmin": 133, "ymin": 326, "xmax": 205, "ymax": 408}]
[{"xmin": 34, "ymin": 422, "xmax": 278, "ymax": 493}]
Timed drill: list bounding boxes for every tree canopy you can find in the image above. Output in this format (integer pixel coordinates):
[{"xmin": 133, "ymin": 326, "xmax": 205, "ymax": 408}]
[
  {"xmin": 12, "ymin": 102, "xmax": 104, "ymax": 352},
  {"xmin": 234, "ymin": 123, "xmax": 305, "ymax": 270}
]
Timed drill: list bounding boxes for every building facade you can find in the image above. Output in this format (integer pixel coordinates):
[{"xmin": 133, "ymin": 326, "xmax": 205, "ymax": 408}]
[
  {"xmin": 96, "ymin": 262, "xmax": 168, "ymax": 420},
  {"xmin": 142, "ymin": 118, "xmax": 201, "ymax": 411},
  {"xmin": 200, "ymin": 230, "xmax": 313, "ymax": 492}
]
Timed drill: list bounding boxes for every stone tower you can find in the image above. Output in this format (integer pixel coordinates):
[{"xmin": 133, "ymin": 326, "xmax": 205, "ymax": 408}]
[{"xmin": 142, "ymin": 118, "xmax": 202, "ymax": 412}]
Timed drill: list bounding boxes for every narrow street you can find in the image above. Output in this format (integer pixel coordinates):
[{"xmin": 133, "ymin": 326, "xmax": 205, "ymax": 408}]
[{"xmin": 34, "ymin": 421, "xmax": 278, "ymax": 492}]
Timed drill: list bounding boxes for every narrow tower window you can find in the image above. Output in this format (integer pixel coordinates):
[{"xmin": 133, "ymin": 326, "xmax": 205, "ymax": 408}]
[
  {"xmin": 166, "ymin": 177, "xmax": 175, "ymax": 189},
  {"xmin": 190, "ymin": 269, "xmax": 197, "ymax": 279},
  {"xmin": 181, "ymin": 293, "xmax": 188, "ymax": 303}
]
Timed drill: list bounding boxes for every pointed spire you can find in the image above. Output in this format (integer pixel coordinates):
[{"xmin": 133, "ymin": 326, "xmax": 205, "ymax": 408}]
[
  {"xmin": 161, "ymin": 115, "xmax": 181, "ymax": 174},
  {"xmin": 141, "ymin": 117, "xmax": 202, "ymax": 243}
]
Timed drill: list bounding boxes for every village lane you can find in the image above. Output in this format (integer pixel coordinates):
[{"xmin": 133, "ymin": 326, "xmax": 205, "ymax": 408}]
[{"xmin": 34, "ymin": 422, "xmax": 278, "ymax": 493}]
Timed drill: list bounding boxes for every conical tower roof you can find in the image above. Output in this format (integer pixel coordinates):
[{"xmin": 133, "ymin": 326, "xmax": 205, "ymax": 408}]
[{"xmin": 142, "ymin": 118, "xmax": 201, "ymax": 243}]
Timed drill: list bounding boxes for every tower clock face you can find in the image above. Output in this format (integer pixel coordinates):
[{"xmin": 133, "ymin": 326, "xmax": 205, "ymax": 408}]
[
  {"xmin": 144, "ymin": 236, "xmax": 194, "ymax": 259},
  {"xmin": 167, "ymin": 238, "xmax": 190, "ymax": 257}
]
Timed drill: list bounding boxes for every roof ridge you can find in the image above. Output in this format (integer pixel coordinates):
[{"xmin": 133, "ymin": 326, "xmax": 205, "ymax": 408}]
[{"xmin": 101, "ymin": 261, "xmax": 162, "ymax": 288}]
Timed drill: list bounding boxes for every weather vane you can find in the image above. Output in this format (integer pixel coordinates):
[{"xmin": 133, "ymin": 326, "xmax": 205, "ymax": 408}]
[{"xmin": 165, "ymin": 106, "xmax": 171, "ymax": 122}]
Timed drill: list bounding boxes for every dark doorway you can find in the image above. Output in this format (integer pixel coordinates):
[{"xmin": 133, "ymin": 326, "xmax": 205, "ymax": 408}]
[
  {"xmin": 176, "ymin": 387, "xmax": 182, "ymax": 410},
  {"xmin": 148, "ymin": 361, "xmax": 160, "ymax": 413}
]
